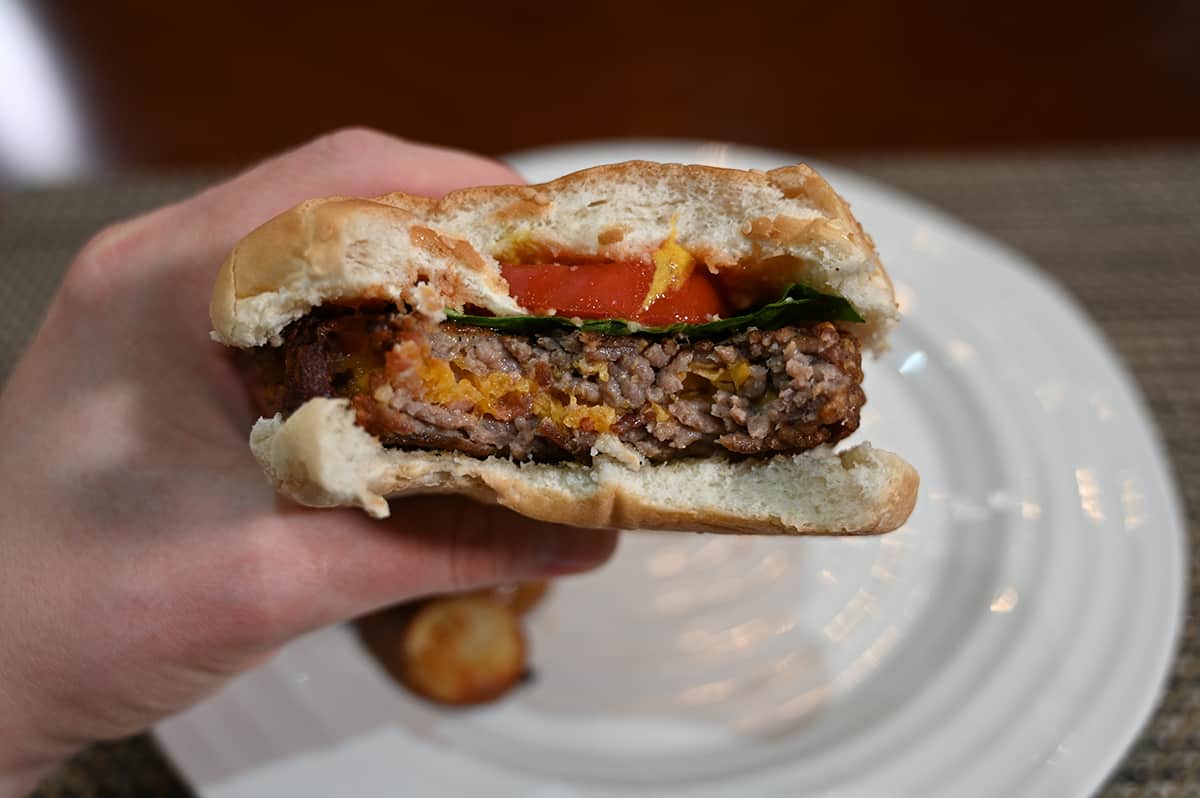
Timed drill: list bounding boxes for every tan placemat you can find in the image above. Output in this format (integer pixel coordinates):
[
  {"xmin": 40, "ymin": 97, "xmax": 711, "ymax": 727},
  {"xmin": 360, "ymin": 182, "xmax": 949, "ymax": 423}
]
[{"xmin": 3, "ymin": 149, "xmax": 1196, "ymax": 796}]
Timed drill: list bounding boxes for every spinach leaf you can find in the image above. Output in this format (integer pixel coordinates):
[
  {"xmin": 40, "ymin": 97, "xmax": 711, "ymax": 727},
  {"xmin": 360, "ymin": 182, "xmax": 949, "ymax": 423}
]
[{"xmin": 445, "ymin": 284, "xmax": 863, "ymax": 338}]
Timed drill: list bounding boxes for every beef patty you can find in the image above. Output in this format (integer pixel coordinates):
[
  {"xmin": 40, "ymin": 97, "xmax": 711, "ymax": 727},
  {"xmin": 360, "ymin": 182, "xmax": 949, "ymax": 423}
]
[{"xmin": 240, "ymin": 305, "xmax": 865, "ymax": 464}]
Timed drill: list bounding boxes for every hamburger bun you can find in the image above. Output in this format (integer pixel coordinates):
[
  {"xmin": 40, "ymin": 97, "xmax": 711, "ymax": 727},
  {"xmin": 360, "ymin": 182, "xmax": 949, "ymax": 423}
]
[{"xmin": 213, "ymin": 161, "xmax": 918, "ymax": 534}]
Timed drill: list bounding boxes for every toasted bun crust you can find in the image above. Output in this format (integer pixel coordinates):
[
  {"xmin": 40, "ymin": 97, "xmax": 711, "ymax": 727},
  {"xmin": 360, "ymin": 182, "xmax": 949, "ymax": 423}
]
[
  {"xmin": 211, "ymin": 161, "xmax": 898, "ymax": 352},
  {"xmin": 250, "ymin": 399, "xmax": 918, "ymax": 535}
]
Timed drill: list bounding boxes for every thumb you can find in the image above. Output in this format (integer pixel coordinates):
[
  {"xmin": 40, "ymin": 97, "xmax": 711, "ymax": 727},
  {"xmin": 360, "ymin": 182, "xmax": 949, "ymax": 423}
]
[{"xmin": 264, "ymin": 497, "xmax": 618, "ymax": 635}]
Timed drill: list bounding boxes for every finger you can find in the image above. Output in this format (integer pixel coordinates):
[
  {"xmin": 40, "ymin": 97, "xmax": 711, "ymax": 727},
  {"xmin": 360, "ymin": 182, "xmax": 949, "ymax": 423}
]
[
  {"xmin": 186, "ymin": 127, "xmax": 522, "ymax": 253},
  {"xmin": 105, "ymin": 127, "xmax": 521, "ymax": 278},
  {"xmin": 256, "ymin": 497, "xmax": 617, "ymax": 637}
]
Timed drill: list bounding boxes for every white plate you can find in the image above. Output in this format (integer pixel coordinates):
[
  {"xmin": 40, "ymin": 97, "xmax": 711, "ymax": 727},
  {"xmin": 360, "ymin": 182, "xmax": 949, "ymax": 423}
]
[{"xmin": 157, "ymin": 141, "xmax": 1187, "ymax": 797}]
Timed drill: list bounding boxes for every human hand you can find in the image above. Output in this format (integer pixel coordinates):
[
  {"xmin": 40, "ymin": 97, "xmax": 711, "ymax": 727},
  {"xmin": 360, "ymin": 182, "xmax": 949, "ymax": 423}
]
[{"xmin": 0, "ymin": 129, "xmax": 617, "ymax": 794}]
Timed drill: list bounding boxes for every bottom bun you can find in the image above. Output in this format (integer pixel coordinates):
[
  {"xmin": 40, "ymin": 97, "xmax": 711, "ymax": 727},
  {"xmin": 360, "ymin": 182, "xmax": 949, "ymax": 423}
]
[{"xmin": 250, "ymin": 398, "xmax": 918, "ymax": 535}]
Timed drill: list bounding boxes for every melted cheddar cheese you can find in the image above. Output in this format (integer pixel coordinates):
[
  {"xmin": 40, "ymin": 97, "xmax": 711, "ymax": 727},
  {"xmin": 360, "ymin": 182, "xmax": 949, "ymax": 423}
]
[
  {"xmin": 687, "ymin": 360, "xmax": 753, "ymax": 392},
  {"xmin": 641, "ymin": 215, "xmax": 696, "ymax": 310},
  {"xmin": 648, "ymin": 402, "xmax": 672, "ymax": 423},
  {"xmin": 412, "ymin": 352, "xmax": 615, "ymax": 433},
  {"xmin": 399, "ymin": 339, "xmax": 751, "ymax": 438},
  {"xmin": 576, "ymin": 358, "xmax": 610, "ymax": 383},
  {"xmin": 532, "ymin": 393, "xmax": 617, "ymax": 432},
  {"xmin": 417, "ymin": 359, "xmax": 532, "ymax": 418}
]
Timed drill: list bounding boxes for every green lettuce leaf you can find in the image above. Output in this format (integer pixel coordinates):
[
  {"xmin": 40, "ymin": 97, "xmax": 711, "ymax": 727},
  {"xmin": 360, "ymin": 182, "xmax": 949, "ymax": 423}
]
[{"xmin": 445, "ymin": 283, "xmax": 864, "ymax": 338}]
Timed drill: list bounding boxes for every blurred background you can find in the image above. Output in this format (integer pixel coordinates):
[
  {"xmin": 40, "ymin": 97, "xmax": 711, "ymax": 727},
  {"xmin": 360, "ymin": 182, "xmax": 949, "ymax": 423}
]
[{"xmin": 3, "ymin": 0, "xmax": 1199, "ymax": 180}]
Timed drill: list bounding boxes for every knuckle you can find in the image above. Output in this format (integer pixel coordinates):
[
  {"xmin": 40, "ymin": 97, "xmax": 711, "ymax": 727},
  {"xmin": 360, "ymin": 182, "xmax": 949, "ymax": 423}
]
[
  {"xmin": 215, "ymin": 536, "xmax": 309, "ymax": 645},
  {"xmin": 312, "ymin": 126, "xmax": 397, "ymax": 160},
  {"xmin": 65, "ymin": 223, "xmax": 129, "ymax": 297},
  {"xmin": 60, "ymin": 210, "xmax": 160, "ymax": 308}
]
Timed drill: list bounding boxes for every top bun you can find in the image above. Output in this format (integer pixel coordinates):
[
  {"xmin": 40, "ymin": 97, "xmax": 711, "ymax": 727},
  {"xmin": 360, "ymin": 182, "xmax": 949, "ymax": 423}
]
[{"xmin": 211, "ymin": 161, "xmax": 897, "ymax": 351}]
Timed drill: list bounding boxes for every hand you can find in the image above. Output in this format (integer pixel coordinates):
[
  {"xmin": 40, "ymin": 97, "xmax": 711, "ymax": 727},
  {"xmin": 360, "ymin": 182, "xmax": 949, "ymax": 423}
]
[{"xmin": 0, "ymin": 129, "xmax": 617, "ymax": 794}]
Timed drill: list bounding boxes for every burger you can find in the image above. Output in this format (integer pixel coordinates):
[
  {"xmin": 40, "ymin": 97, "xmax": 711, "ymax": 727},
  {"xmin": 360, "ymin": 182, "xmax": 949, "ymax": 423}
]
[{"xmin": 211, "ymin": 161, "xmax": 917, "ymax": 534}]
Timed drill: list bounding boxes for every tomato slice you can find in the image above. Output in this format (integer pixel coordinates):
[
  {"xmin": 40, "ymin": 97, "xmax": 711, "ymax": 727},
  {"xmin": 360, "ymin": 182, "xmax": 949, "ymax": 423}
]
[{"xmin": 500, "ymin": 261, "xmax": 727, "ymax": 325}]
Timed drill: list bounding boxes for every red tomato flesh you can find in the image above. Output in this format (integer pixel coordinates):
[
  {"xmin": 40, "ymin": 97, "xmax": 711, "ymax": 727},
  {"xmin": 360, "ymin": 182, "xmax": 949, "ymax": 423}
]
[{"xmin": 500, "ymin": 261, "xmax": 728, "ymax": 325}]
